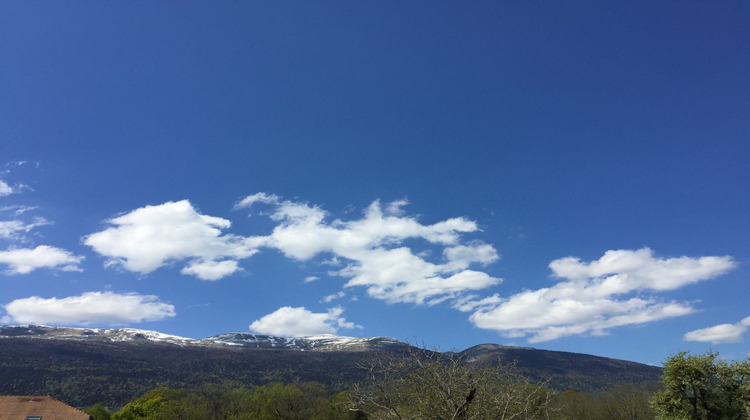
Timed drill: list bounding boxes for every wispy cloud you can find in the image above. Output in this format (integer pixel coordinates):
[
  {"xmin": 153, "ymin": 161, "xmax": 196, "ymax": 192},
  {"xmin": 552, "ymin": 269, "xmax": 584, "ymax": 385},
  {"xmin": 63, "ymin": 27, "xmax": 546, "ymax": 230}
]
[
  {"xmin": 321, "ymin": 291, "xmax": 346, "ymax": 303},
  {"xmin": 0, "ymin": 180, "xmax": 14, "ymax": 197},
  {"xmin": 0, "ymin": 170, "xmax": 32, "ymax": 196},
  {"xmin": 1, "ymin": 169, "xmax": 81, "ymax": 274},
  {"xmin": 233, "ymin": 192, "xmax": 282, "ymax": 209},
  {"xmin": 0, "ymin": 180, "xmax": 50, "ymax": 243},
  {"xmin": 0, "ymin": 217, "xmax": 51, "ymax": 241},
  {"xmin": 684, "ymin": 316, "xmax": 750, "ymax": 344},
  {"xmin": 4, "ymin": 291, "xmax": 176, "ymax": 325},
  {"xmin": 0, "ymin": 205, "xmax": 41, "ymax": 217},
  {"xmin": 469, "ymin": 248, "xmax": 736, "ymax": 342},
  {"xmin": 249, "ymin": 306, "xmax": 360, "ymax": 337}
]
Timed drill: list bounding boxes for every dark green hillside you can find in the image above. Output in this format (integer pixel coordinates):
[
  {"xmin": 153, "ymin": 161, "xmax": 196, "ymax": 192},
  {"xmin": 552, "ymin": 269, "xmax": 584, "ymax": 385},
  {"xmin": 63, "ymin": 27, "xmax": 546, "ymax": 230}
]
[
  {"xmin": 459, "ymin": 344, "xmax": 662, "ymax": 392},
  {"xmin": 0, "ymin": 338, "xmax": 377, "ymax": 408},
  {"xmin": 0, "ymin": 337, "xmax": 662, "ymax": 409}
]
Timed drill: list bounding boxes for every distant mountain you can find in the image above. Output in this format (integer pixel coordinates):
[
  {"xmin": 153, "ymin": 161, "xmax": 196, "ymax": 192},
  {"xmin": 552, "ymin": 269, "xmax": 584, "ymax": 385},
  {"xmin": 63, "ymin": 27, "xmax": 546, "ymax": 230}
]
[
  {"xmin": 202, "ymin": 332, "xmax": 407, "ymax": 351},
  {"xmin": 0, "ymin": 325, "xmax": 405, "ymax": 351},
  {"xmin": 456, "ymin": 343, "xmax": 662, "ymax": 393},
  {"xmin": 0, "ymin": 325, "xmax": 198, "ymax": 345},
  {"xmin": 0, "ymin": 325, "xmax": 663, "ymax": 409}
]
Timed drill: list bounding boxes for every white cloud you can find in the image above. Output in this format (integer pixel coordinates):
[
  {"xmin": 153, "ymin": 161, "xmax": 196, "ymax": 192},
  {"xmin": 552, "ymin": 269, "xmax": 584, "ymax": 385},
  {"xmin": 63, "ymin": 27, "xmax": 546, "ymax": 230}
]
[
  {"xmin": 443, "ymin": 243, "xmax": 499, "ymax": 272},
  {"xmin": 684, "ymin": 316, "xmax": 750, "ymax": 344},
  {"xmin": 0, "ymin": 205, "xmax": 40, "ymax": 216},
  {"xmin": 549, "ymin": 248, "xmax": 735, "ymax": 292},
  {"xmin": 0, "ymin": 220, "xmax": 31, "ymax": 239},
  {"xmin": 684, "ymin": 324, "xmax": 746, "ymax": 344},
  {"xmin": 249, "ymin": 306, "xmax": 360, "ymax": 337},
  {"xmin": 237, "ymin": 195, "xmax": 502, "ymax": 305},
  {"xmin": 321, "ymin": 291, "xmax": 346, "ymax": 303},
  {"xmin": 452, "ymin": 293, "xmax": 503, "ymax": 312},
  {"xmin": 84, "ymin": 200, "xmax": 265, "ymax": 279},
  {"xmin": 470, "ymin": 248, "xmax": 736, "ymax": 343},
  {"xmin": 0, "ymin": 245, "xmax": 84, "ymax": 274},
  {"xmin": 0, "ymin": 217, "xmax": 51, "ymax": 240},
  {"xmin": 385, "ymin": 199, "xmax": 409, "ymax": 216},
  {"xmin": 233, "ymin": 192, "xmax": 281, "ymax": 209},
  {"xmin": 0, "ymin": 201, "xmax": 50, "ymax": 242},
  {"xmin": 0, "ymin": 180, "xmax": 13, "ymax": 197},
  {"xmin": 84, "ymin": 195, "xmax": 501, "ymax": 301},
  {"xmin": 0, "ymin": 173, "xmax": 76, "ymax": 273},
  {"xmin": 180, "ymin": 259, "xmax": 241, "ymax": 281},
  {"xmin": 4, "ymin": 291, "xmax": 176, "ymax": 325},
  {"xmin": 340, "ymin": 253, "xmax": 499, "ymax": 305},
  {"xmin": 303, "ymin": 276, "xmax": 320, "ymax": 283}
]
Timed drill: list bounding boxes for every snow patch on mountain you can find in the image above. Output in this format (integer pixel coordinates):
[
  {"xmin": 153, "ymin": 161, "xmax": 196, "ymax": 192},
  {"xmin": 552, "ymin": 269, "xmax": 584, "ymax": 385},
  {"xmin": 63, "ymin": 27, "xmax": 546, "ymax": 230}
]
[
  {"xmin": 0, "ymin": 325, "xmax": 405, "ymax": 351},
  {"xmin": 200, "ymin": 332, "xmax": 405, "ymax": 351}
]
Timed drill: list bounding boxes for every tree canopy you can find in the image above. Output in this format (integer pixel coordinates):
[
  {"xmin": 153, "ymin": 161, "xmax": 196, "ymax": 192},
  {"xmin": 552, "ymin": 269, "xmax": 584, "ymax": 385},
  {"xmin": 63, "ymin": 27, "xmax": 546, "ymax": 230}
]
[
  {"xmin": 107, "ymin": 383, "xmax": 358, "ymax": 420},
  {"xmin": 650, "ymin": 351, "xmax": 750, "ymax": 420}
]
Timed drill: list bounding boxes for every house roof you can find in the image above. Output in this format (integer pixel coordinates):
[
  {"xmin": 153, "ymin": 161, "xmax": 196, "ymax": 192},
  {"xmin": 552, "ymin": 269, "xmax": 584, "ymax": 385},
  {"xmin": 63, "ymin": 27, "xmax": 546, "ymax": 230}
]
[{"xmin": 0, "ymin": 396, "xmax": 90, "ymax": 420}]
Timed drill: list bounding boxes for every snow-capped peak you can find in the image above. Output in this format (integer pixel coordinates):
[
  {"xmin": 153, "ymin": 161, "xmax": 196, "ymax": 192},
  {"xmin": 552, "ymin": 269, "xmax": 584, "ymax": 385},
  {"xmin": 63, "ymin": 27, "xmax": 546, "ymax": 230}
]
[{"xmin": 0, "ymin": 325, "xmax": 406, "ymax": 352}]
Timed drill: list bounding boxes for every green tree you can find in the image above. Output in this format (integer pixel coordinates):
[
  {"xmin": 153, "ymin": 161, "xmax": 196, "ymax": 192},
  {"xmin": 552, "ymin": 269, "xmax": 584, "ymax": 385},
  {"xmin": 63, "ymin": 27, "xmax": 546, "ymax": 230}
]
[
  {"xmin": 650, "ymin": 351, "xmax": 750, "ymax": 420},
  {"xmin": 262, "ymin": 382, "xmax": 309, "ymax": 419},
  {"xmin": 85, "ymin": 403, "xmax": 112, "ymax": 420},
  {"xmin": 112, "ymin": 387, "xmax": 167, "ymax": 420},
  {"xmin": 155, "ymin": 388, "xmax": 214, "ymax": 420},
  {"xmin": 112, "ymin": 382, "xmax": 359, "ymax": 420}
]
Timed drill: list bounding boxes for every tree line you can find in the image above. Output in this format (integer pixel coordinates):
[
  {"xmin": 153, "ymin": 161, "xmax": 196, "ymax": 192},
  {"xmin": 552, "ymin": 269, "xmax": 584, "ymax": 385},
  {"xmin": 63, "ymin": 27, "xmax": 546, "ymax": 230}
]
[{"xmin": 83, "ymin": 349, "xmax": 750, "ymax": 419}]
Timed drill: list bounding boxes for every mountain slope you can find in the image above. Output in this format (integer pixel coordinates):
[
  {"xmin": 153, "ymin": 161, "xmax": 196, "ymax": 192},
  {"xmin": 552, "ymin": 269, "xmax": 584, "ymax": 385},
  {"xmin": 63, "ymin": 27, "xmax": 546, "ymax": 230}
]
[
  {"xmin": 457, "ymin": 343, "xmax": 661, "ymax": 392},
  {"xmin": 0, "ymin": 325, "xmax": 662, "ymax": 409},
  {"xmin": 0, "ymin": 325, "xmax": 404, "ymax": 351}
]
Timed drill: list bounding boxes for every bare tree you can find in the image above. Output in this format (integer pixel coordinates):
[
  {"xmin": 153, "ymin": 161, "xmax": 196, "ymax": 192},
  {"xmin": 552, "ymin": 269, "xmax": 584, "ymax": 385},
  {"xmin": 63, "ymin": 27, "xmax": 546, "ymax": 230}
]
[{"xmin": 350, "ymin": 346, "xmax": 555, "ymax": 420}]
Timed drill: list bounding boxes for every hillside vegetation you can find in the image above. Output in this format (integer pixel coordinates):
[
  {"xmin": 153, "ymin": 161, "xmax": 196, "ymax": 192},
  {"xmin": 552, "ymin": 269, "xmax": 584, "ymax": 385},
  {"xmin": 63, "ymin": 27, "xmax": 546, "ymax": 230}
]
[{"xmin": 0, "ymin": 333, "xmax": 660, "ymax": 408}]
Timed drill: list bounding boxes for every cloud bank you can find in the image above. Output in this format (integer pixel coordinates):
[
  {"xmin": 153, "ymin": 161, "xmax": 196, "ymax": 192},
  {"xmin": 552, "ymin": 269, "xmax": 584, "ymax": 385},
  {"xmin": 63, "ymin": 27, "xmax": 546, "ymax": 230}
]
[
  {"xmin": 469, "ymin": 248, "xmax": 736, "ymax": 342},
  {"xmin": 86, "ymin": 195, "xmax": 502, "ymax": 306},
  {"xmin": 236, "ymin": 194, "xmax": 501, "ymax": 305},
  {"xmin": 4, "ymin": 291, "xmax": 176, "ymax": 325},
  {"xmin": 79, "ymin": 194, "xmax": 738, "ymax": 341}
]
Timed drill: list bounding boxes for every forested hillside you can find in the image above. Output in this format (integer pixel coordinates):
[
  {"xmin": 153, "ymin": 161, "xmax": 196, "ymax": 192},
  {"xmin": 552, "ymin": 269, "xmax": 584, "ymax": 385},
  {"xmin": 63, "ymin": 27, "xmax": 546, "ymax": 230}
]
[{"xmin": 0, "ymin": 335, "xmax": 661, "ymax": 409}]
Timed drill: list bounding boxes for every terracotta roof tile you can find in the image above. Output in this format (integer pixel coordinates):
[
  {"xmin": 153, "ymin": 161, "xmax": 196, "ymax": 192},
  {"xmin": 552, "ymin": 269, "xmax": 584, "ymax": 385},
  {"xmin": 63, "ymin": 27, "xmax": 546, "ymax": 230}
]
[{"xmin": 0, "ymin": 396, "xmax": 90, "ymax": 420}]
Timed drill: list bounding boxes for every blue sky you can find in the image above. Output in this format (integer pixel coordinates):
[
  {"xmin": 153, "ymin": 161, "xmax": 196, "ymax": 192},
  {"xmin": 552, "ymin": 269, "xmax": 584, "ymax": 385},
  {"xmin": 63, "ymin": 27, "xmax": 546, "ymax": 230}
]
[{"xmin": 2, "ymin": 2, "xmax": 749, "ymax": 365}]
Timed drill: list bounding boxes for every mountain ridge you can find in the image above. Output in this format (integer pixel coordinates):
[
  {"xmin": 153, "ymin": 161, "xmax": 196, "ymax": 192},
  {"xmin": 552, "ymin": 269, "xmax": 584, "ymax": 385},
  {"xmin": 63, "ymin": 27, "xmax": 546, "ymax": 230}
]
[
  {"xmin": 0, "ymin": 324, "xmax": 406, "ymax": 351},
  {"xmin": 0, "ymin": 324, "xmax": 663, "ymax": 408}
]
